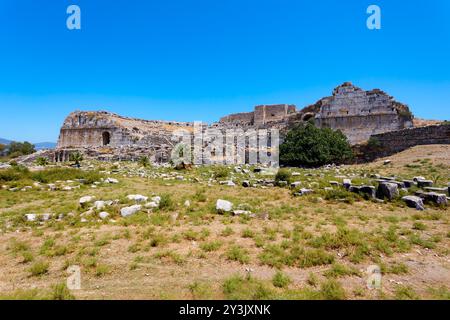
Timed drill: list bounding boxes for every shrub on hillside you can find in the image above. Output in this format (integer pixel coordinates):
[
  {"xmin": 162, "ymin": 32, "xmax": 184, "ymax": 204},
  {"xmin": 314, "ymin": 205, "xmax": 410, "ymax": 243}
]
[
  {"xmin": 0, "ymin": 166, "xmax": 102, "ymax": 184},
  {"xmin": 275, "ymin": 168, "xmax": 292, "ymax": 184},
  {"xmin": 138, "ymin": 156, "xmax": 150, "ymax": 168},
  {"xmin": 280, "ymin": 123, "xmax": 353, "ymax": 167},
  {"xmin": 35, "ymin": 157, "xmax": 49, "ymax": 166},
  {"xmin": 69, "ymin": 152, "xmax": 84, "ymax": 166}
]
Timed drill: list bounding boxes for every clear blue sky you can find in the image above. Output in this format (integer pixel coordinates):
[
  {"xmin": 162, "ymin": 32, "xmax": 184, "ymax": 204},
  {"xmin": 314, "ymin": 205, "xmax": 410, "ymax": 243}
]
[{"xmin": 0, "ymin": 0, "xmax": 449, "ymax": 142}]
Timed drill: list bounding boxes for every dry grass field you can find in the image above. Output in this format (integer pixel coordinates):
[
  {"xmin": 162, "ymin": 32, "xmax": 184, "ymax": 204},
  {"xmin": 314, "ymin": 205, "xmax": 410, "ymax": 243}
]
[{"xmin": 0, "ymin": 145, "xmax": 448, "ymax": 300}]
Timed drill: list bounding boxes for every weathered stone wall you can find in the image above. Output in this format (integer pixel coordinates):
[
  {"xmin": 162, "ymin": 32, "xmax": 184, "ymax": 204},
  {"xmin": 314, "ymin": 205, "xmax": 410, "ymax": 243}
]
[
  {"xmin": 354, "ymin": 124, "xmax": 450, "ymax": 162},
  {"xmin": 373, "ymin": 124, "xmax": 450, "ymax": 154},
  {"xmin": 219, "ymin": 112, "xmax": 254, "ymax": 125},
  {"xmin": 54, "ymin": 83, "xmax": 424, "ymax": 164},
  {"xmin": 254, "ymin": 104, "xmax": 297, "ymax": 125},
  {"xmin": 57, "ymin": 111, "xmax": 193, "ymax": 149},
  {"xmin": 219, "ymin": 104, "xmax": 297, "ymax": 127},
  {"xmin": 314, "ymin": 83, "xmax": 413, "ymax": 144},
  {"xmin": 317, "ymin": 114, "xmax": 408, "ymax": 145}
]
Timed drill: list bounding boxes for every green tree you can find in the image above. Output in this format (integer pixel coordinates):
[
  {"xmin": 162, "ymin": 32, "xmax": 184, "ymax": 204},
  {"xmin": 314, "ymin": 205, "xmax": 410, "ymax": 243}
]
[
  {"xmin": 69, "ymin": 151, "xmax": 84, "ymax": 166},
  {"xmin": 280, "ymin": 123, "xmax": 353, "ymax": 167},
  {"xmin": 7, "ymin": 141, "xmax": 36, "ymax": 157}
]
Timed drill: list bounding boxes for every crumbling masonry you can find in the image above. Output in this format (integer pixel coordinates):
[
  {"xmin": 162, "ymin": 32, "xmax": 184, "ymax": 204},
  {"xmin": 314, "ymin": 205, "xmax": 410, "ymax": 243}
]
[{"xmin": 51, "ymin": 82, "xmax": 445, "ymax": 164}]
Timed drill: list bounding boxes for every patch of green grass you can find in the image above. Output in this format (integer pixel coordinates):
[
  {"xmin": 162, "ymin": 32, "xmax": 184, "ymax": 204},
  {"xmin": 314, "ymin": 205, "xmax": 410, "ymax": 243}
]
[
  {"xmin": 241, "ymin": 228, "xmax": 255, "ymax": 239},
  {"xmin": 308, "ymin": 227, "xmax": 370, "ymax": 263},
  {"xmin": 323, "ymin": 263, "xmax": 360, "ymax": 278},
  {"xmin": 306, "ymin": 273, "xmax": 319, "ymax": 287},
  {"xmin": 154, "ymin": 250, "xmax": 185, "ymax": 265},
  {"xmin": 412, "ymin": 222, "xmax": 427, "ymax": 231},
  {"xmin": 50, "ymin": 283, "xmax": 76, "ymax": 300},
  {"xmin": 200, "ymin": 240, "xmax": 223, "ymax": 252},
  {"xmin": 385, "ymin": 262, "xmax": 409, "ymax": 275},
  {"xmin": 226, "ymin": 245, "xmax": 250, "ymax": 264},
  {"xmin": 259, "ymin": 244, "xmax": 334, "ymax": 268},
  {"xmin": 427, "ymin": 286, "xmax": 450, "ymax": 300},
  {"xmin": 212, "ymin": 166, "xmax": 229, "ymax": 179},
  {"xmin": 29, "ymin": 260, "xmax": 49, "ymax": 277},
  {"xmin": 82, "ymin": 257, "xmax": 98, "ymax": 268},
  {"xmin": 95, "ymin": 264, "xmax": 110, "ymax": 277},
  {"xmin": 128, "ymin": 243, "xmax": 142, "ymax": 253},
  {"xmin": 189, "ymin": 281, "xmax": 214, "ymax": 300},
  {"xmin": 0, "ymin": 166, "xmax": 103, "ymax": 185},
  {"xmin": 159, "ymin": 194, "xmax": 174, "ymax": 211},
  {"xmin": 0, "ymin": 288, "xmax": 44, "ymax": 300},
  {"xmin": 21, "ymin": 251, "xmax": 34, "ymax": 263},
  {"xmin": 183, "ymin": 229, "xmax": 200, "ymax": 241},
  {"xmin": 409, "ymin": 234, "xmax": 436, "ymax": 249},
  {"xmin": 193, "ymin": 189, "xmax": 207, "ymax": 203},
  {"xmin": 323, "ymin": 189, "xmax": 359, "ymax": 204},
  {"xmin": 8, "ymin": 239, "xmax": 30, "ymax": 255},
  {"xmin": 149, "ymin": 233, "xmax": 168, "ymax": 247},
  {"xmin": 272, "ymin": 271, "xmax": 292, "ymax": 288},
  {"xmin": 394, "ymin": 285, "xmax": 420, "ymax": 300},
  {"xmin": 223, "ymin": 275, "xmax": 274, "ymax": 300},
  {"xmin": 319, "ymin": 279, "xmax": 346, "ymax": 300},
  {"xmin": 221, "ymin": 227, "xmax": 234, "ymax": 237}
]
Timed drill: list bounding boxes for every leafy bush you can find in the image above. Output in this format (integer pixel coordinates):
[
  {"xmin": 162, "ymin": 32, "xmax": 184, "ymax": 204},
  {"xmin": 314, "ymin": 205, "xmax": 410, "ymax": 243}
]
[
  {"xmin": 5, "ymin": 141, "xmax": 35, "ymax": 157},
  {"xmin": 275, "ymin": 168, "xmax": 292, "ymax": 184},
  {"xmin": 29, "ymin": 261, "xmax": 49, "ymax": 277},
  {"xmin": 158, "ymin": 194, "xmax": 174, "ymax": 211},
  {"xmin": 0, "ymin": 166, "xmax": 102, "ymax": 184},
  {"xmin": 0, "ymin": 166, "xmax": 30, "ymax": 182},
  {"xmin": 31, "ymin": 168, "xmax": 102, "ymax": 184},
  {"xmin": 367, "ymin": 137, "xmax": 382, "ymax": 149},
  {"xmin": 35, "ymin": 157, "xmax": 49, "ymax": 166},
  {"xmin": 139, "ymin": 156, "xmax": 150, "ymax": 168},
  {"xmin": 69, "ymin": 152, "xmax": 84, "ymax": 166},
  {"xmin": 280, "ymin": 123, "xmax": 353, "ymax": 167},
  {"xmin": 212, "ymin": 166, "xmax": 229, "ymax": 179}
]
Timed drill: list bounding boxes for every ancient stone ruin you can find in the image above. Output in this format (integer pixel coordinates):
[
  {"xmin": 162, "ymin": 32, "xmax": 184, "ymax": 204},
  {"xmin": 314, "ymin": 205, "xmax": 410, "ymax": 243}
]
[
  {"xmin": 47, "ymin": 82, "xmax": 447, "ymax": 164},
  {"xmin": 312, "ymin": 82, "xmax": 413, "ymax": 144}
]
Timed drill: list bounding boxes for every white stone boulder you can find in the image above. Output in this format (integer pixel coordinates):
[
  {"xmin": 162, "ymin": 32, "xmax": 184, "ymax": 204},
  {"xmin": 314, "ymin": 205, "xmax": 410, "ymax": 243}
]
[
  {"xmin": 127, "ymin": 194, "xmax": 148, "ymax": 202},
  {"xmin": 99, "ymin": 212, "xmax": 110, "ymax": 219},
  {"xmin": 79, "ymin": 196, "xmax": 95, "ymax": 206},
  {"xmin": 151, "ymin": 196, "xmax": 161, "ymax": 204},
  {"xmin": 25, "ymin": 214, "xmax": 37, "ymax": 222},
  {"xmin": 120, "ymin": 205, "xmax": 142, "ymax": 217},
  {"xmin": 144, "ymin": 201, "xmax": 159, "ymax": 209},
  {"xmin": 216, "ymin": 199, "xmax": 233, "ymax": 214}
]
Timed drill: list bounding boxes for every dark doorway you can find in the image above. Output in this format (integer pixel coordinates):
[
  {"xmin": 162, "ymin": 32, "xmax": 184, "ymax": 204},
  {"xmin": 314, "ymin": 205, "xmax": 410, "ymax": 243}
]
[{"xmin": 102, "ymin": 132, "xmax": 111, "ymax": 146}]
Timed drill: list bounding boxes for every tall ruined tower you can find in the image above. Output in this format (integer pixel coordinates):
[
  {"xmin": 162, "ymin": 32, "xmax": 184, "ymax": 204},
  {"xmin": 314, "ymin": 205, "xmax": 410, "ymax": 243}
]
[{"xmin": 313, "ymin": 82, "xmax": 414, "ymax": 144}]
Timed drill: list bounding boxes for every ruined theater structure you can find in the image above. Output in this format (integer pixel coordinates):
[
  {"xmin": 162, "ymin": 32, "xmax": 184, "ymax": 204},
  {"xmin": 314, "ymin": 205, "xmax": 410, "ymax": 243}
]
[{"xmin": 51, "ymin": 82, "xmax": 449, "ymax": 164}]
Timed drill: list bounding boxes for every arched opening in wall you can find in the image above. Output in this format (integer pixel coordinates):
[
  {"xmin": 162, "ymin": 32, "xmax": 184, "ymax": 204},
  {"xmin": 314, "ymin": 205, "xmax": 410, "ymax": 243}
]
[
  {"xmin": 102, "ymin": 132, "xmax": 111, "ymax": 146},
  {"xmin": 302, "ymin": 113, "xmax": 315, "ymax": 122}
]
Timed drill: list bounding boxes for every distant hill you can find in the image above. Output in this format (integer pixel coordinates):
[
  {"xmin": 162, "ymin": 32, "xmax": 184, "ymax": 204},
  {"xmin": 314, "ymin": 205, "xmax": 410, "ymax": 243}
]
[
  {"xmin": 34, "ymin": 142, "xmax": 57, "ymax": 150},
  {"xmin": 0, "ymin": 138, "xmax": 56, "ymax": 150},
  {"xmin": 0, "ymin": 138, "xmax": 12, "ymax": 145}
]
